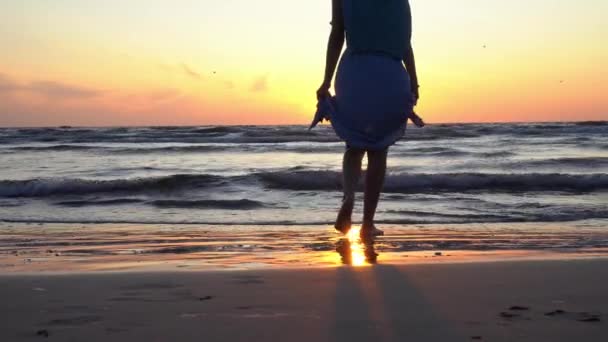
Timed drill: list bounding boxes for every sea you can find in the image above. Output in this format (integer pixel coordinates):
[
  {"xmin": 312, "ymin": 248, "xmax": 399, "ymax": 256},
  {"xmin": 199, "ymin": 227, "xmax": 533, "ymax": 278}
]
[{"xmin": 1, "ymin": 122, "xmax": 607, "ymax": 270}]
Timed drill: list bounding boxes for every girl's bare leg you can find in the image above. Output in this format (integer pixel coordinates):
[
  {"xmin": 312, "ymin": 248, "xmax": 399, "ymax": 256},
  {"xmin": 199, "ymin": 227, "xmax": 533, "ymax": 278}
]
[
  {"xmin": 362, "ymin": 148, "xmax": 388, "ymax": 236},
  {"xmin": 335, "ymin": 147, "xmax": 365, "ymax": 233}
]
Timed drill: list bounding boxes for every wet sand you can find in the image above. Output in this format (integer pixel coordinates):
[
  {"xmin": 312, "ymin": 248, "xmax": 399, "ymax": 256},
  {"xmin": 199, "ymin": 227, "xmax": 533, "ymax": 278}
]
[
  {"xmin": 3, "ymin": 222, "xmax": 608, "ymax": 272},
  {"xmin": 1, "ymin": 259, "xmax": 607, "ymax": 341}
]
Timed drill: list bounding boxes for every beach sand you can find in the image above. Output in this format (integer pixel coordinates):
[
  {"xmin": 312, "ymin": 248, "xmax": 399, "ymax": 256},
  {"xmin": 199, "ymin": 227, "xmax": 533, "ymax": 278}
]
[{"xmin": 1, "ymin": 259, "xmax": 607, "ymax": 341}]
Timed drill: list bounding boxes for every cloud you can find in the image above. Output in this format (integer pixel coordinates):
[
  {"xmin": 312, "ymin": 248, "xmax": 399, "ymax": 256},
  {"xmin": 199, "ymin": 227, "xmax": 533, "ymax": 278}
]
[
  {"xmin": 28, "ymin": 81, "xmax": 100, "ymax": 98},
  {"xmin": 120, "ymin": 89, "xmax": 182, "ymax": 108},
  {"xmin": 0, "ymin": 73, "xmax": 22, "ymax": 92},
  {"xmin": 180, "ymin": 63, "xmax": 203, "ymax": 80},
  {"xmin": 0, "ymin": 73, "xmax": 101, "ymax": 99},
  {"xmin": 250, "ymin": 74, "xmax": 269, "ymax": 93}
]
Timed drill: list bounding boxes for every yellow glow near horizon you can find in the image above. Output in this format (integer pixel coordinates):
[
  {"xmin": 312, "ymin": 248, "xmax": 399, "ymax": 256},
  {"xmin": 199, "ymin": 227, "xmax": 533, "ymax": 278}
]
[{"xmin": 0, "ymin": 0, "xmax": 606, "ymax": 126}]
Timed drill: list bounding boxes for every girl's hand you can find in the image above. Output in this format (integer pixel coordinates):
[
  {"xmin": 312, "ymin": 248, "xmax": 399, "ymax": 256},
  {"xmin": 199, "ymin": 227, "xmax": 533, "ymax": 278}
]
[
  {"xmin": 410, "ymin": 111, "xmax": 425, "ymax": 128},
  {"xmin": 412, "ymin": 84, "xmax": 420, "ymax": 106},
  {"xmin": 316, "ymin": 82, "xmax": 331, "ymax": 100}
]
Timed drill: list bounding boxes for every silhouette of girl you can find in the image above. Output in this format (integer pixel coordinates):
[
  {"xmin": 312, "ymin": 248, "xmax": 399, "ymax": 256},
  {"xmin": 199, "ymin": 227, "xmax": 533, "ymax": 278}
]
[{"xmin": 317, "ymin": 0, "xmax": 421, "ymax": 237}]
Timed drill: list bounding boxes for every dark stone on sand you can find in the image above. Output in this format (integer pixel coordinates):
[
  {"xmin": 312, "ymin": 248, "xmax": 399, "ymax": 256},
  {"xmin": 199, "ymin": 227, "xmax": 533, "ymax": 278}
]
[
  {"xmin": 48, "ymin": 315, "xmax": 101, "ymax": 326},
  {"xmin": 234, "ymin": 278, "xmax": 265, "ymax": 285},
  {"xmin": 199, "ymin": 296, "xmax": 213, "ymax": 301},
  {"xmin": 578, "ymin": 314, "xmax": 601, "ymax": 323},
  {"xmin": 578, "ymin": 316, "xmax": 601, "ymax": 322},
  {"xmin": 545, "ymin": 309, "xmax": 566, "ymax": 316},
  {"xmin": 471, "ymin": 336, "xmax": 482, "ymax": 340},
  {"xmin": 36, "ymin": 329, "xmax": 49, "ymax": 337},
  {"xmin": 499, "ymin": 312, "xmax": 519, "ymax": 318},
  {"xmin": 435, "ymin": 252, "xmax": 442, "ymax": 256},
  {"xmin": 509, "ymin": 306, "xmax": 530, "ymax": 311}
]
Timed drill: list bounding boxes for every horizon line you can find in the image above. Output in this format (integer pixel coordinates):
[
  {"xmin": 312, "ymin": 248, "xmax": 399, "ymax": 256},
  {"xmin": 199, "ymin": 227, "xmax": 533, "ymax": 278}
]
[{"xmin": 0, "ymin": 119, "xmax": 606, "ymax": 129}]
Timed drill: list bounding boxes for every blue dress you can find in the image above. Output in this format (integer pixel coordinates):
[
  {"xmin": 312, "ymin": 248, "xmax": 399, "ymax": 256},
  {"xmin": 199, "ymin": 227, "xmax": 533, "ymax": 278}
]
[{"xmin": 328, "ymin": 0, "xmax": 415, "ymax": 150}]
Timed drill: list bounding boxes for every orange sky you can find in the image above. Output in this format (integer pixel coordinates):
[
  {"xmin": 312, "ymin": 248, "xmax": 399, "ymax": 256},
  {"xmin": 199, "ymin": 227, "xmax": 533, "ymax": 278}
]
[{"xmin": 0, "ymin": 0, "xmax": 607, "ymax": 127}]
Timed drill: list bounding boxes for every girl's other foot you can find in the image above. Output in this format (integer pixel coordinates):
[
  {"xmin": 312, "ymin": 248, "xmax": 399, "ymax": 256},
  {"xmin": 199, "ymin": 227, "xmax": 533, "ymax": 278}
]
[
  {"xmin": 360, "ymin": 222, "xmax": 384, "ymax": 237},
  {"xmin": 335, "ymin": 196, "xmax": 354, "ymax": 234}
]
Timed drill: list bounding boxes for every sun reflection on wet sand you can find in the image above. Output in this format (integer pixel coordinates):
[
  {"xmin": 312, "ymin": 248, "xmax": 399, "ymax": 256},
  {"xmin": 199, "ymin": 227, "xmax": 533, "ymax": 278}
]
[
  {"xmin": 347, "ymin": 226, "xmax": 367, "ymax": 267},
  {"xmin": 334, "ymin": 226, "xmax": 378, "ymax": 267}
]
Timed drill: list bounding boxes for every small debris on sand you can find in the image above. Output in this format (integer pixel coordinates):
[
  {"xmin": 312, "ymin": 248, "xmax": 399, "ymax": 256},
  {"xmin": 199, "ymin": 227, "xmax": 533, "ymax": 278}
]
[
  {"xmin": 545, "ymin": 309, "xmax": 566, "ymax": 316},
  {"xmin": 578, "ymin": 314, "xmax": 601, "ymax": 323},
  {"xmin": 36, "ymin": 329, "xmax": 49, "ymax": 337},
  {"xmin": 199, "ymin": 296, "xmax": 213, "ymax": 301},
  {"xmin": 499, "ymin": 312, "xmax": 519, "ymax": 318},
  {"xmin": 435, "ymin": 252, "xmax": 442, "ymax": 256},
  {"xmin": 509, "ymin": 306, "xmax": 529, "ymax": 311}
]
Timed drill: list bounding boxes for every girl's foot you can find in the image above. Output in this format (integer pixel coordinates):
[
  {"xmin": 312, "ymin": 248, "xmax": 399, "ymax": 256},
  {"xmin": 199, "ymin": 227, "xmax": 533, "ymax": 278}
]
[
  {"xmin": 335, "ymin": 196, "xmax": 354, "ymax": 234},
  {"xmin": 361, "ymin": 222, "xmax": 384, "ymax": 237},
  {"xmin": 410, "ymin": 111, "xmax": 425, "ymax": 128}
]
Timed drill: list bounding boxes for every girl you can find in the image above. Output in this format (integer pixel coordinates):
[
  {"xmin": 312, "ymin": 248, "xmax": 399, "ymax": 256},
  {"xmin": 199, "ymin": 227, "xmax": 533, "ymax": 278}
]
[{"xmin": 317, "ymin": 0, "xmax": 421, "ymax": 237}]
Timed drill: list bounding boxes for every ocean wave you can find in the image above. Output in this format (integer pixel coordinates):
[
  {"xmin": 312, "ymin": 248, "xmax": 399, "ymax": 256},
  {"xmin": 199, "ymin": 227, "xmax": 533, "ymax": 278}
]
[
  {"xmin": 54, "ymin": 197, "xmax": 269, "ymax": 210},
  {"xmin": 0, "ymin": 174, "xmax": 225, "ymax": 198},
  {"xmin": 112, "ymin": 145, "xmax": 231, "ymax": 154},
  {"xmin": 55, "ymin": 198, "xmax": 145, "ymax": 207},
  {"xmin": 149, "ymin": 199, "xmax": 269, "ymax": 210},
  {"xmin": 258, "ymin": 171, "xmax": 608, "ymax": 193},
  {"xmin": 191, "ymin": 126, "xmax": 242, "ymax": 134},
  {"xmin": 113, "ymin": 143, "xmax": 345, "ymax": 154},
  {"xmin": 394, "ymin": 147, "xmax": 515, "ymax": 158},
  {"xmin": 8, "ymin": 144, "xmax": 102, "ymax": 152},
  {"xmin": 575, "ymin": 121, "xmax": 608, "ymax": 126},
  {"xmin": 2, "ymin": 171, "xmax": 607, "ymax": 198},
  {"xmin": 0, "ymin": 218, "xmax": 316, "ymax": 226},
  {"xmin": 1, "ymin": 213, "xmax": 607, "ymax": 226},
  {"xmin": 2, "ymin": 143, "xmax": 346, "ymax": 154},
  {"xmin": 2, "ymin": 123, "xmax": 606, "ymax": 145},
  {"xmin": 511, "ymin": 157, "xmax": 608, "ymax": 169}
]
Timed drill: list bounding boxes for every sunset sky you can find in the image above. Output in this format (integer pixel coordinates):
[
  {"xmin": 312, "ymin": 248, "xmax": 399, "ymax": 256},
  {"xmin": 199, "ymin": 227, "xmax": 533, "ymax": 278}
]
[{"xmin": 1, "ymin": 0, "xmax": 607, "ymax": 126}]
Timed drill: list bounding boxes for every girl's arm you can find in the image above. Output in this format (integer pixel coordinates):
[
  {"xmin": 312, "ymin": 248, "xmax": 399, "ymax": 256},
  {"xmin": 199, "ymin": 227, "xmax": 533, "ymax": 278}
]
[
  {"xmin": 403, "ymin": 1, "xmax": 419, "ymax": 102},
  {"xmin": 317, "ymin": 0, "xmax": 345, "ymax": 99}
]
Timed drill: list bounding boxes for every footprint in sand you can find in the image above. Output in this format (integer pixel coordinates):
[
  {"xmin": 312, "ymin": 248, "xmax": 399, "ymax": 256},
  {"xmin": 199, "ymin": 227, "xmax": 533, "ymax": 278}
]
[
  {"xmin": 231, "ymin": 275, "xmax": 265, "ymax": 285},
  {"xmin": 545, "ymin": 309, "xmax": 566, "ymax": 316},
  {"xmin": 119, "ymin": 282, "xmax": 183, "ymax": 291},
  {"xmin": 508, "ymin": 306, "xmax": 529, "ymax": 311},
  {"xmin": 499, "ymin": 306, "xmax": 532, "ymax": 320},
  {"xmin": 499, "ymin": 312, "xmax": 527, "ymax": 319},
  {"xmin": 500, "ymin": 306, "xmax": 602, "ymax": 324},
  {"xmin": 46, "ymin": 315, "xmax": 103, "ymax": 327},
  {"xmin": 36, "ymin": 329, "xmax": 50, "ymax": 337},
  {"xmin": 545, "ymin": 310, "xmax": 602, "ymax": 323}
]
